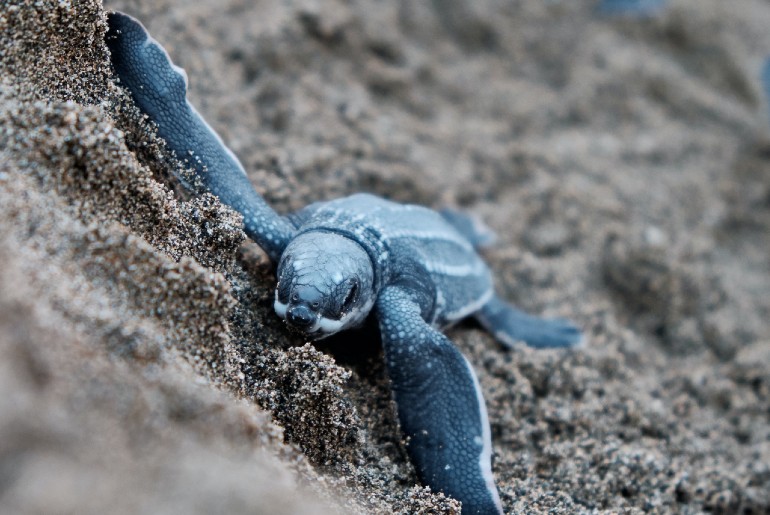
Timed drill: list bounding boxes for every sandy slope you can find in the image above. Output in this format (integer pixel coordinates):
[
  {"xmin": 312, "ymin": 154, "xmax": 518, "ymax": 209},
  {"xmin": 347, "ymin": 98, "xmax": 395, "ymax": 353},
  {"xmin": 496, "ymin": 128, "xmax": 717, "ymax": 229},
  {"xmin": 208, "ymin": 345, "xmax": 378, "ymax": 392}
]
[{"xmin": 1, "ymin": 0, "xmax": 769, "ymax": 513}]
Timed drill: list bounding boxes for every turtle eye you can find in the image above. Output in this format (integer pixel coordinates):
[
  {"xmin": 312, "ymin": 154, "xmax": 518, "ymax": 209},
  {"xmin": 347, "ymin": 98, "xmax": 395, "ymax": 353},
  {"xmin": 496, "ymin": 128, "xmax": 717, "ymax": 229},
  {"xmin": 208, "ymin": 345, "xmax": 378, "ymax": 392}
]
[{"xmin": 341, "ymin": 280, "xmax": 358, "ymax": 313}]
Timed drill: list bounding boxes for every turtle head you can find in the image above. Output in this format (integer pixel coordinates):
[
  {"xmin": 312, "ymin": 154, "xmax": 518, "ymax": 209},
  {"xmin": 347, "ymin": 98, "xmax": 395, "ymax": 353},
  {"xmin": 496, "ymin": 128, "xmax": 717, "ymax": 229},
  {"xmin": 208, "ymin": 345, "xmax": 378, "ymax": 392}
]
[{"xmin": 274, "ymin": 232, "xmax": 375, "ymax": 339}]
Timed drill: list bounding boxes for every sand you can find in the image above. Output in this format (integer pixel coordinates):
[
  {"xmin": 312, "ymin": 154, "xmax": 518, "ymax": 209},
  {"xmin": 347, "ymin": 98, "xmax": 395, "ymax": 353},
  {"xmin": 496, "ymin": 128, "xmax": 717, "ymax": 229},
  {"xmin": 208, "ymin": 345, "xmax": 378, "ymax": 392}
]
[{"xmin": 1, "ymin": 0, "xmax": 769, "ymax": 513}]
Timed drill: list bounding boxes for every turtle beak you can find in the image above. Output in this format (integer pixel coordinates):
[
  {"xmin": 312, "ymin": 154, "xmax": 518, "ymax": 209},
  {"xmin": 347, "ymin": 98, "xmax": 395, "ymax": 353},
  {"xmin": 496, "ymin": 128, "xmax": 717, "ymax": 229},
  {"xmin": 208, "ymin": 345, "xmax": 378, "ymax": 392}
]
[{"xmin": 286, "ymin": 304, "xmax": 316, "ymax": 330}]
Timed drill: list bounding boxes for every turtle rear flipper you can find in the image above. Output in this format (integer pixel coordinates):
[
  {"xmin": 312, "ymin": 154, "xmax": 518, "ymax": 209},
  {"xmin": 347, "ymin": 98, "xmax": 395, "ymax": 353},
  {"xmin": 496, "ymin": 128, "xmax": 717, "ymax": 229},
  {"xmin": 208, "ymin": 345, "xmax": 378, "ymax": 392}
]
[
  {"xmin": 439, "ymin": 208, "xmax": 497, "ymax": 249},
  {"xmin": 106, "ymin": 12, "xmax": 295, "ymax": 262},
  {"xmin": 476, "ymin": 295, "xmax": 583, "ymax": 349}
]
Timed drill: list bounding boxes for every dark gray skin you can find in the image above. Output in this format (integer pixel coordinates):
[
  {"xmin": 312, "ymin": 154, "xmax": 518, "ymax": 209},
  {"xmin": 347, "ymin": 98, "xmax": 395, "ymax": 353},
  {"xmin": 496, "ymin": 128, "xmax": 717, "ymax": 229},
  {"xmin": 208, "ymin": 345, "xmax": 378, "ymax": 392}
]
[{"xmin": 107, "ymin": 12, "xmax": 583, "ymax": 514}]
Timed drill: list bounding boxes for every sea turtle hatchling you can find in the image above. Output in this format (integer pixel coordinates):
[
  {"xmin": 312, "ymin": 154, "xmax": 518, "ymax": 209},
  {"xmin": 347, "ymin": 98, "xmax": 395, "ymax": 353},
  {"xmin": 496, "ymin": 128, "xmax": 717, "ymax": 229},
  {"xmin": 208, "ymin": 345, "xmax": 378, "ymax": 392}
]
[{"xmin": 106, "ymin": 12, "xmax": 583, "ymax": 514}]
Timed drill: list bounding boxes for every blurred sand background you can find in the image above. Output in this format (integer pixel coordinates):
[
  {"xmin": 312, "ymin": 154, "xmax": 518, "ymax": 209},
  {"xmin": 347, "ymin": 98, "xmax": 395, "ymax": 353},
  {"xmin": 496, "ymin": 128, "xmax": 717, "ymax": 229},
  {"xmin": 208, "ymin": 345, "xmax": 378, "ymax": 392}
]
[{"xmin": 1, "ymin": 0, "xmax": 769, "ymax": 513}]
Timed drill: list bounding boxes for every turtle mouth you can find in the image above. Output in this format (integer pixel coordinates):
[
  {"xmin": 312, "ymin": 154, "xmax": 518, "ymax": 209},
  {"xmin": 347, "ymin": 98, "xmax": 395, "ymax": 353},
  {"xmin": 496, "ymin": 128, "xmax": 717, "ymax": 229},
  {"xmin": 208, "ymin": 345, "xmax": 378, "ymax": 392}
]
[
  {"xmin": 274, "ymin": 300, "xmax": 334, "ymax": 340},
  {"xmin": 283, "ymin": 320, "xmax": 335, "ymax": 341}
]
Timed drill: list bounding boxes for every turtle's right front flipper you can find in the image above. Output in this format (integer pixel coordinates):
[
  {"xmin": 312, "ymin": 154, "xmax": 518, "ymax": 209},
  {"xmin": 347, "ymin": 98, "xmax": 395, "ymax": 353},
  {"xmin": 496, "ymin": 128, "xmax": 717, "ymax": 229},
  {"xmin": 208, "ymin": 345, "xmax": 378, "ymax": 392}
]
[
  {"xmin": 377, "ymin": 286, "xmax": 503, "ymax": 515},
  {"xmin": 106, "ymin": 12, "xmax": 294, "ymax": 262}
]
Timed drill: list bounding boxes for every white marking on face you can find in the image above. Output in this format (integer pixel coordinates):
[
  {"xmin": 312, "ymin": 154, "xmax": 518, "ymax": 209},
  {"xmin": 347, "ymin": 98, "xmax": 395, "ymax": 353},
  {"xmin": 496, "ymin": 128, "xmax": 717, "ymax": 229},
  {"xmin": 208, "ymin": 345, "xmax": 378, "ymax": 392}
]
[
  {"xmin": 274, "ymin": 295, "xmax": 375, "ymax": 339},
  {"xmin": 318, "ymin": 297, "xmax": 375, "ymax": 335},
  {"xmin": 314, "ymin": 316, "xmax": 344, "ymax": 334},
  {"xmin": 274, "ymin": 297, "xmax": 288, "ymax": 318}
]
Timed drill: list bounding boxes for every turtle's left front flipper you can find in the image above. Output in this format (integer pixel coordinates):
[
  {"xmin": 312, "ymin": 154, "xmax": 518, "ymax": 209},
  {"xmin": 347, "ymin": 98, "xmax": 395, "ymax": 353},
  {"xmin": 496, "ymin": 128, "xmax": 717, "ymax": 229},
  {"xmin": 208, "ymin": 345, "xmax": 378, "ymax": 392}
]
[
  {"xmin": 105, "ymin": 12, "xmax": 294, "ymax": 262},
  {"xmin": 377, "ymin": 287, "xmax": 503, "ymax": 515}
]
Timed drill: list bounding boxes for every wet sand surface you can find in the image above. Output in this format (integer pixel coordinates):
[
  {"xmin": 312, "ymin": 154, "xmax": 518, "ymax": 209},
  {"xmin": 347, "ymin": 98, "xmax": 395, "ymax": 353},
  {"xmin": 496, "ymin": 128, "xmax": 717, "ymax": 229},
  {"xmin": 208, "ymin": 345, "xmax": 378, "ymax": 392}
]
[{"xmin": 1, "ymin": 0, "xmax": 769, "ymax": 513}]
